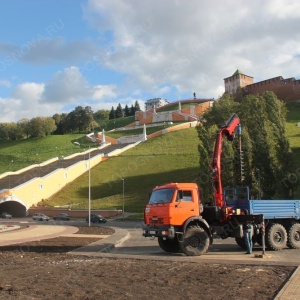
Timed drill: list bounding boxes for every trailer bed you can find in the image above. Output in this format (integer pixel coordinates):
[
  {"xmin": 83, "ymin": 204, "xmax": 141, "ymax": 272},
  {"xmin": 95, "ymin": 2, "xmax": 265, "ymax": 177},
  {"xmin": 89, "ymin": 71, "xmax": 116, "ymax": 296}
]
[{"xmin": 248, "ymin": 199, "xmax": 300, "ymax": 220}]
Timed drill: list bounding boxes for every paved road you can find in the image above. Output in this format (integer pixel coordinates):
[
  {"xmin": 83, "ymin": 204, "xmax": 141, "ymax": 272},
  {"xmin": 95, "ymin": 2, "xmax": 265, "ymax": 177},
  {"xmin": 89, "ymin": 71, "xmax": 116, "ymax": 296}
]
[
  {"xmin": 2, "ymin": 218, "xmax": 300, "ymax": 266},
  {"xmin": 108, "ymin": 222, "xmax": 300, "ymax": 267}
]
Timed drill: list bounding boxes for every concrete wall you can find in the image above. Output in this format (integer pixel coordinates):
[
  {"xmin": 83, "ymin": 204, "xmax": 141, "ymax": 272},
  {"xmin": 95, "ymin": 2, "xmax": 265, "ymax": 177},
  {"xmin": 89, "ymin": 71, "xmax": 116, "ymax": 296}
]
[{"xmin": 10, "ymin": 153, "xmax": 104, "ymax": 209}]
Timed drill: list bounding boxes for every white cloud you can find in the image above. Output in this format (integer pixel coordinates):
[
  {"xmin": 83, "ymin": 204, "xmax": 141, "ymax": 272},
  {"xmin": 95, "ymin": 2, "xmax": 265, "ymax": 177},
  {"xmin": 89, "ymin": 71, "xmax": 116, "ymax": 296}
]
[
  {"xmin": 91, "ymin": 84, "xmax": 116, "ymax": 100},
  {"xmin": 2, "ymin": 0, "xmax": 300, "ymax": 123},
  {"xmin": 85, "ymin": 0, "xmax": 300, "ymax": 98},
  {"xmin": 42, "ymin": 67, "xmax": 90, "ymax": 103}
]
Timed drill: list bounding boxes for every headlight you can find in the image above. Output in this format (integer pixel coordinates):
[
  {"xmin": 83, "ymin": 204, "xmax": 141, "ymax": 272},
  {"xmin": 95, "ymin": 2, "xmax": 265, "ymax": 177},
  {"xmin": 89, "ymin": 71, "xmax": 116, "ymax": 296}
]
[{"xmin": 145, "ymin": 207, "xmax": 150, "ymax": 213}]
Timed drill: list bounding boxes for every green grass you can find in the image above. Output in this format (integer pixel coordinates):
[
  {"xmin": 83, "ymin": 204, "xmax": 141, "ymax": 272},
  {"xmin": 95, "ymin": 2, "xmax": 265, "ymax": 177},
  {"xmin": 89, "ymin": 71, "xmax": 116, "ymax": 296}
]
[
  {"xmin": 286, "ymin": 103, "xmax": 300, "ymax": 198},
  {"xmin": 46, "ymin": 127, "xmax": 200, "ymax": 213},
  {"xmin": 157, "ymin": 102, "xmax": 202, "ymax": 112},
  {"xmin": 107, "ymin": 124, "xmax": 173, "ymax": 138},
  {"xmin": 0, "ymin": 134, "xmax": 88, "ymax": 173},
  {"xmin": 2, "ymin": 101, "xmax": 300, "ymax": 211}
]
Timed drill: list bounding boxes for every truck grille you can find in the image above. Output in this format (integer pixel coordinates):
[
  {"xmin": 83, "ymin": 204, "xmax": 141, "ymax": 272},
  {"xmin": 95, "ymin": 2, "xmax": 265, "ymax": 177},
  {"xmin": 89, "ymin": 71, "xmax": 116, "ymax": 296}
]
[{"xmin": 150, "ymin": 217, "xmax": 164, "ymax": 225}]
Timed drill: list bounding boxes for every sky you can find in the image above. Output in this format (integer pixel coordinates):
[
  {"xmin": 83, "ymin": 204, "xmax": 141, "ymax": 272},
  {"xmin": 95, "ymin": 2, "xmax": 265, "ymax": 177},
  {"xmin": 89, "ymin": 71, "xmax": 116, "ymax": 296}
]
[{"xmin": 0, "ymin": 0, "xmax": 300, "ymax": 123}]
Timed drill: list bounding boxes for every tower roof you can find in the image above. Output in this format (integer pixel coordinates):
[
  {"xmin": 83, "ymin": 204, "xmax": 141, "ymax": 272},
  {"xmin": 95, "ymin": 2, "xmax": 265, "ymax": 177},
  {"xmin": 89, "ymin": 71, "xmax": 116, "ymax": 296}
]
[{"xmin": 233, "ymin": 69, "xmax": 243, "ymax": 76}]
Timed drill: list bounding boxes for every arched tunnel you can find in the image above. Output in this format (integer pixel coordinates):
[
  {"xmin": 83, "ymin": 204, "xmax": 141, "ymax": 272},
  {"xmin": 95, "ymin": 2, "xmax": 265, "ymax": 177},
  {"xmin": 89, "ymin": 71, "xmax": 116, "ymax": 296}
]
[{"xmin": 0, "ymin": 200, "xmax": 27, "ymax": 217}]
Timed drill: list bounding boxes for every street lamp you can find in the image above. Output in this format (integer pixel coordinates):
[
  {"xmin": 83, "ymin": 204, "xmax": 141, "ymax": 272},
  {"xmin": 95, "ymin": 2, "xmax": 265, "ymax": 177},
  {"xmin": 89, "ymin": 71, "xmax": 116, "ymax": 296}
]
[
  {"xmin": 74, "ymin": 142, "xmax": 91, "ymax": 227},
  {"xmin": 121, "ymin": 178, "xmax": 125, "ymax": 221}
]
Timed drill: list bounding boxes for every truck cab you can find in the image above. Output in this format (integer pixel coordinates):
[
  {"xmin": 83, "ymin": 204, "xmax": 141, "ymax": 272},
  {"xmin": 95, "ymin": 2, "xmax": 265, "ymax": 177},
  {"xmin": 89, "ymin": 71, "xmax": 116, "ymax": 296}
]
[{"xmin": 143, "ymin": 182, "xmax": 212, "ymax": 255}]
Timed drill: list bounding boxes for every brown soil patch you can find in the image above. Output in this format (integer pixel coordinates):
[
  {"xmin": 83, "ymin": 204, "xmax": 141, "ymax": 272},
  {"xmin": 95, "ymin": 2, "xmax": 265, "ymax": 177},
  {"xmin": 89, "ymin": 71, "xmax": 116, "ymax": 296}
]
[{"xmin": 0, "ymin": 226, "xmax": 295, "ymax": 300}]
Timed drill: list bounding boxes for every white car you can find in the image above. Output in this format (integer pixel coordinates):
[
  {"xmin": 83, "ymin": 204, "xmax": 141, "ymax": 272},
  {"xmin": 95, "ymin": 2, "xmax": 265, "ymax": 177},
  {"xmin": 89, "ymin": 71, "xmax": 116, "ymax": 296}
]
[{"xmin": 32, "ymin": 213, "xmax": 50, "ymax": 221}]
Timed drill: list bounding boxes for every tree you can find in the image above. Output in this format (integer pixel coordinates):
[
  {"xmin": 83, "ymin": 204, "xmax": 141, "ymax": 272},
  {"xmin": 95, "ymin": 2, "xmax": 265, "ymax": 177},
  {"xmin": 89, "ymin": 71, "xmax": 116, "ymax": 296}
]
[
  {"xmin": 18, "ymin": 118, "xmax": 31, "ymax": 139},
  {"xmin": 124, "ymin": 105, "xmax": 130, "ymax": 117},
  {"xmin": 130, "ymin": 105, "xmax": 135, "ymax": 116},
  {"xmin": 197, "ymin": 92, "xmax": 298, "ymax": 200},
  {"xmin": 115, "ymin": 103, "xmax": 123, "ymax": 118},
  {"xmin": 109, "ymin": 106, "xmax": 115, "ymax": 120},
  {"xmin": 29, "ymin": 117, "xmax": 57, "ymax": 138},
  {"xmin": 134, "ymin": 100, "xmax": 141, "ymax": 112},
  {"xmin": 94, "ymin": 110, "xmax": 109, "ymax": 123},
  {"xmin": 52, "ymin": 113, "xmax": 67, "ymax": 134}
]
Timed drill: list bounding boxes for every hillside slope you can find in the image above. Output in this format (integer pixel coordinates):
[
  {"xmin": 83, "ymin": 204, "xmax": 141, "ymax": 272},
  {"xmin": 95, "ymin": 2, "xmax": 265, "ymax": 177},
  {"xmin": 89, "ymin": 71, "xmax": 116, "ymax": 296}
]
[{"xmin": 46, "ymin": 127, "xmax": 200, "ymax": 213}]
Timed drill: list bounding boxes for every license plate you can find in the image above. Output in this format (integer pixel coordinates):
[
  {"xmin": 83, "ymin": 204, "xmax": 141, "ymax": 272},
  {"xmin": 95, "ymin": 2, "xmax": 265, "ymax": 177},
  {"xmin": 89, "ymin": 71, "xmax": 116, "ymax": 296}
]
[{"xmin": 149, "ymin": 230, "xmax": 156, "ymax": 235}]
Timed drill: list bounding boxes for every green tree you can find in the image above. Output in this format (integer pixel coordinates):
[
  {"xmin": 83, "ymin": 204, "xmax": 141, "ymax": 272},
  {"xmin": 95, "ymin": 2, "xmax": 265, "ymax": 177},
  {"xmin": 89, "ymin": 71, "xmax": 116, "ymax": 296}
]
[
  {"xmin": 198, "ymin": 92, "xmax": 297, "ymax": 200},
  {"xmin": 124, "ymin": 104, "xmax": 130, "ymax": 117},
  {"xmin": 134, "ymin": 100, "xmax": 141, "ymax": 112},
  {"xmin": 109, "ymin": 106, "xmax": 115, "ymax": 120},
  {"xmin": 115, "ymin": 103, "xmax": 123, "ymax": 118},
  {"xmin": 130, "ymin": 104, "xmax": 135, "ymax": 116},
  {"xmin": 18, "ymin": 118, "xmax": 31, "ymax": 139},
  {"xmin": 94, "ymin": 110, "xmax": 109, "ymax": 123}
]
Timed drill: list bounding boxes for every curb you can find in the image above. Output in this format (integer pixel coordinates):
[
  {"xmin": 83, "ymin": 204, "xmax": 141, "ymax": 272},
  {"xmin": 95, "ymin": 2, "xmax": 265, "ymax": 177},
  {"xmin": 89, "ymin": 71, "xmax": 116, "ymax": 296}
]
[
  {"xmin": 274, "ymin": 266, "xmax": 300, "ymax": 299},
  {"xmin": 69, "ymin": 227, "xmax": 129, "ymax": 255}
]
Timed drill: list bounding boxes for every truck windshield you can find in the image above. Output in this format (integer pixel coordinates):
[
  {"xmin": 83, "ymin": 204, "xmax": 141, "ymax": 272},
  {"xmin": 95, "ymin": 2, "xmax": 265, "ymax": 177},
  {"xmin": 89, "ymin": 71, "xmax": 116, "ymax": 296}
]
[{"xmin": 149, "ymin": 188, "xmax": 174, "ymax": 204}]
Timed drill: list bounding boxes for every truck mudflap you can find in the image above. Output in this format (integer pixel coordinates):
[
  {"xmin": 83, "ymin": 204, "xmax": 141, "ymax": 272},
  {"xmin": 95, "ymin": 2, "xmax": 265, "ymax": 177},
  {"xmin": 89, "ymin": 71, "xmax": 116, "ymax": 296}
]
[{"xmin": 143, "ymin": 226, "xmax": 176, "ymax": 239}]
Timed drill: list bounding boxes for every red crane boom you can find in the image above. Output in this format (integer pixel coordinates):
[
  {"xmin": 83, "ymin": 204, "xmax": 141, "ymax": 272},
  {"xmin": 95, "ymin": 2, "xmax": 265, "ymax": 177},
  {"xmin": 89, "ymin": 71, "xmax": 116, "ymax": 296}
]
[{"xmin": 211, "ymin": 113, "xmax": 241, "ymax": 207}]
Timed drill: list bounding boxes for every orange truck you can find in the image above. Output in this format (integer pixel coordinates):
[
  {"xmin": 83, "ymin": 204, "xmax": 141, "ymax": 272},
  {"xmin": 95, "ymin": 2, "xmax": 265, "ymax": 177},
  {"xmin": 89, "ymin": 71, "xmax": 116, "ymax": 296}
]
[
  {"xmin": 143, "ymin": 182, "xmax": 211, "ymax": 255},
  {"xmin": 143, "ymin": 114, "xmax": 300, "ymax": 256}
]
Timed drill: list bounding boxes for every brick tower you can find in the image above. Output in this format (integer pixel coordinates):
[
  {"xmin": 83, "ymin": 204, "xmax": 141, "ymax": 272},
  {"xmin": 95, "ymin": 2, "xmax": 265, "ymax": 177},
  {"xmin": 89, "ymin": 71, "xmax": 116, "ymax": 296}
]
[{"xmin": 224, "ymin": 69, "xmax": 253, "ymax": 95}]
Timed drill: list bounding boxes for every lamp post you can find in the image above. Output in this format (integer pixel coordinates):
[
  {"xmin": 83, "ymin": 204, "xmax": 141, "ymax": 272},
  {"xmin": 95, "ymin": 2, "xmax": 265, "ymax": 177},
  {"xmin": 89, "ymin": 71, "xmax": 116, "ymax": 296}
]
[
  {"xmin": 74, "ymin": 142, "xmax": 91, "ymax": 227},
  {"xmin": 121, "ymin": 178, "xmax": 125, "ymax": 221}
]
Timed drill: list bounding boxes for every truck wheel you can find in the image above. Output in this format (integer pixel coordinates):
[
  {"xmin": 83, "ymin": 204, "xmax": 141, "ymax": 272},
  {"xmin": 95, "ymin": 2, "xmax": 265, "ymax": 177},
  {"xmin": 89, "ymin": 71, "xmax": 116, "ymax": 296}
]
[
  {"xmin": 287, "ymin": 223, "xmax": 300, "ymax": 249},
  {"xmin": 158, "ymin": 237, "xmax": 181, "ymax": 253},
  {"xmin": 266, "ymin": 223, "xmax": 287, "ymax": 251},
  {"xmin": 180, "ymin": 225, "xmax": 209, "ymax": 256}
]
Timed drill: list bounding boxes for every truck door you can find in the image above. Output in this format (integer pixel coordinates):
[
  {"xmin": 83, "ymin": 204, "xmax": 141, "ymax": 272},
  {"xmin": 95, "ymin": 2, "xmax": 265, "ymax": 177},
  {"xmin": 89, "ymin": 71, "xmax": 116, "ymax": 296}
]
[{"xmin": 172, "ymin": 190, "xmax": 198, "ymax": 226}]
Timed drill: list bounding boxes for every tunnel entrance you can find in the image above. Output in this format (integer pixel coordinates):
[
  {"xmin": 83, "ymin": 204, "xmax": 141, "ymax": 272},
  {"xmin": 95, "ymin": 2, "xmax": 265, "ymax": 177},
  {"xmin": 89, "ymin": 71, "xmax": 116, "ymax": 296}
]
[{"xmin": 0, "ymin": 198, "xmax": 28, "ymax": 217}]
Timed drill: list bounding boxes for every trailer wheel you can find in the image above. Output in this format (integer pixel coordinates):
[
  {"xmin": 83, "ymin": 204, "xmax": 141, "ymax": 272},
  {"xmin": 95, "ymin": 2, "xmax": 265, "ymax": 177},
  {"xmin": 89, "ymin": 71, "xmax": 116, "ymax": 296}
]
[
  {"xmin": 158, "ymin": 237, "xmax": 181, "ymax": 253},
  {"xmin": 287, "ymin": 223, "xmax": 300, "ymax": 249},
  {"xmin": 180, "ymin": 225, "xmax": 209, "ymax": 256},
  {"xmin": 266, "ymin": 223, "xmax": 287, "ymax": 251}
]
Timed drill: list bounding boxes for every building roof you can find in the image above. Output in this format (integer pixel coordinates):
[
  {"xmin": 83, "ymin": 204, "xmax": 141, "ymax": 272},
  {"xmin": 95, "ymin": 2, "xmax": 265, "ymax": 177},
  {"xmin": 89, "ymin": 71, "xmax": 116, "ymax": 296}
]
[
  {"xmin": 233, "ymin": 69, "xmax": 243, "ymax": 76},
  {"xmin": 224, "ymin": 69, "xmax": 253, "ymax": 80}
]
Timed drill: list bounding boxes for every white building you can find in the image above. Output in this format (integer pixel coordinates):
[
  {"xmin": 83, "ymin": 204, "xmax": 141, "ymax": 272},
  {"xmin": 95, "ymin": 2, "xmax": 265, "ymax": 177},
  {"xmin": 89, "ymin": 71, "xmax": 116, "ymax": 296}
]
[{"xmin": 145, "ymin": 98, "xmax": 169, "ymax": 110}]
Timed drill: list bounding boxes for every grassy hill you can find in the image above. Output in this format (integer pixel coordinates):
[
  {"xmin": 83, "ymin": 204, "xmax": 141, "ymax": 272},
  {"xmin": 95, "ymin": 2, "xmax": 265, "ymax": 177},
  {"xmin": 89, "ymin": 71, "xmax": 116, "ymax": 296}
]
[
  {"xmin": 46, "ymin": 127, "xmax": 200, "ymax": 213},
  {"xmin": 1, "ymin": 102, "xmax": 299, "ymax": 214}
]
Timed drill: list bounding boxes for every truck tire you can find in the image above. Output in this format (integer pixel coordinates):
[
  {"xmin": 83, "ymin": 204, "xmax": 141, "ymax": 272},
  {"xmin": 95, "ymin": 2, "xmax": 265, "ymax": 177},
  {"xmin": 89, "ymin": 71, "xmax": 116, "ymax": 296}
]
[
  {"xmin": 266, "ymin": 223, "xmax": 287, "ymax": 251},
  {"xmin": 180, "ymin": 225, "xmax": 209, "ymax": 256},
  {"xmin": 287, "ymin": 223, "xmax": 300, "ymax": 249},
  {"xmin": 158, "ymin": 237, "xmax": 181, "ymax": 253}
]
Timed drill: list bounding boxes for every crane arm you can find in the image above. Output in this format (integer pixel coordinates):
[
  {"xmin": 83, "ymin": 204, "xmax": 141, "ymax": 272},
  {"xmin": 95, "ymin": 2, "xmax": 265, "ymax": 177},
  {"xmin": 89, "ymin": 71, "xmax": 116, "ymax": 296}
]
[{"xmin": 211, "ymin": 113, "xmax": 241, "ymax": 207}]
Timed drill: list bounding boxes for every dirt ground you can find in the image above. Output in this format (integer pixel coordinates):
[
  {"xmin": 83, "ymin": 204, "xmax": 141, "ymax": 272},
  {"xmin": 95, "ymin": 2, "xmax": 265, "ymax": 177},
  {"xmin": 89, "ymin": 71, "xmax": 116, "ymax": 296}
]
[{"xmin": 0, "ymin": 226, "xmax": 295, "ymax": 300}]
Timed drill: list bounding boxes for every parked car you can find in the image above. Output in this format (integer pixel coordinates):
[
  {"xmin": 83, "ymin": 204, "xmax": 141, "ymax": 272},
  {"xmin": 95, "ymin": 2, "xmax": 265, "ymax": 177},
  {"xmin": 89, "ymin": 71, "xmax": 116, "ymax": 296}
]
[
  {"xmin": 86, "ymin": 214, "xmax": 107, "ymax": 223},
  {"xmin": 32, "ymin": 213, "xmax": 50, "ymax": 221},
  {"xmin": 0, "ymin": 212, "xmax": 12, "ymax": 219},
  {"xmin": 53, "ymin": 213, "xmax": 70, "ymax": 221}
]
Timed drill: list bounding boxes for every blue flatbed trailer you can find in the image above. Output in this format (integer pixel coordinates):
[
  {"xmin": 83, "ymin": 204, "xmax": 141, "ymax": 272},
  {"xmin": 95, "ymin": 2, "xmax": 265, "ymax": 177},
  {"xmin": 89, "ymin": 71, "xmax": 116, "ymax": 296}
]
[
  {"xmin": 219, "ymin": 188, "xmax": 300, "ymax": 250},
  {"xmin": 249, "ymin": 199, "xmax": 300, "ymax": 220}
]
